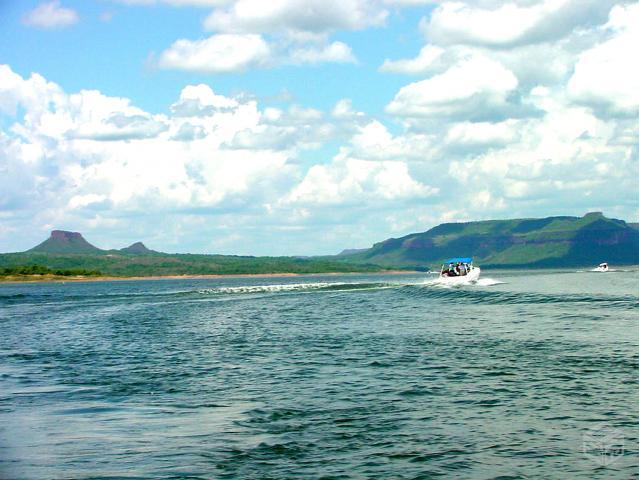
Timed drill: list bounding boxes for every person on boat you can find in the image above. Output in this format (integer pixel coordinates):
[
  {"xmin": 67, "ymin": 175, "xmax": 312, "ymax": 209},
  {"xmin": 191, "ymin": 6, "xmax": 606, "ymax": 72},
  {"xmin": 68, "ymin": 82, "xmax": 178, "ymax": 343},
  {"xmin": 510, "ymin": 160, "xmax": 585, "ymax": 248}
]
[
  {"xmin": 459, "ymin": 263, "xmax": 467, "ymax": 276},
  {"xmin": 448, "ymin": 263, "xmax": 457, "ymax": 276}
]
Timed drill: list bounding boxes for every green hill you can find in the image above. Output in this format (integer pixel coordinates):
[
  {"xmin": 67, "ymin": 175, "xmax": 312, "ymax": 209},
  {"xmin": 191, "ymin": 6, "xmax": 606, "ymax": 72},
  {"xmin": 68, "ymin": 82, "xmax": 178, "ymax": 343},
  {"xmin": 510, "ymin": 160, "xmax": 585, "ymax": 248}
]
[
  {"xmin": 4, "ymin": 214, "xmax": 639, "ymax": 278},
  {"xmin": 119, "ymin": 242, "xmax": 157, "ymax": 255},
  {"xmin": 29, "ymin": 230, "xmax": 103, "ymax": 254},
  {"xmin": 340, "ymin": 212, "xmax": 639, "ymax": 269},
  {"xmin": 0, "ymin": 252, "xmax": 386, "ymax": 277},
  {"xmin": 1, "ymin": 230, "xmax": 387, "ymax": 276}
]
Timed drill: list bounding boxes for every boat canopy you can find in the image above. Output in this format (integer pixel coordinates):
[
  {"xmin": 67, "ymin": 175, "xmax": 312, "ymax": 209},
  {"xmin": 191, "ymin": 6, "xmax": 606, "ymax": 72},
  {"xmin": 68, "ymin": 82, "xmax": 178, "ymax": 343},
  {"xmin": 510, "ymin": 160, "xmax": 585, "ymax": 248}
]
[{"xmin": 444, "ymin": 257, "xmax": 472, "ymax": 264}]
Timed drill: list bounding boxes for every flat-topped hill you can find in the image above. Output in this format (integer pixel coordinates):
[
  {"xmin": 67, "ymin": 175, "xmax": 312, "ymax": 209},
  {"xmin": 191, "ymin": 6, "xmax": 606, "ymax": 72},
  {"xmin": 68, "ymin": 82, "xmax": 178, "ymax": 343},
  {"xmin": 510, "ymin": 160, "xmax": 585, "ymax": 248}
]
[
  {"xmin": 339, "ymin": 212, "xmax": 639, "ymax": 268},
  {"xmin": 29, "ymin": 230, "xmax": 103, "ymax": 254}
]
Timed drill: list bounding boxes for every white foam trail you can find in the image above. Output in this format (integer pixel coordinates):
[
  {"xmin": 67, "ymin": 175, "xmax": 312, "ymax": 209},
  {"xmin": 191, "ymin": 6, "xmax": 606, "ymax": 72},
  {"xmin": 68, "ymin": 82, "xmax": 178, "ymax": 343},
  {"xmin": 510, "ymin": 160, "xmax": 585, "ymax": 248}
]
[
  {"xmin": 475, "ymin": 278, "xmax": 505, "ymax": 286},
  {"xmin": 197, "ymin": 282, "xmax": 340, "ymax": 295},
  {"xmin": 421, "ymin": 277, "xmax": 505, "ymax": 287},
  {"xmin": 195, "ymin": 281, "xmax": 399, "ymax": 295}
]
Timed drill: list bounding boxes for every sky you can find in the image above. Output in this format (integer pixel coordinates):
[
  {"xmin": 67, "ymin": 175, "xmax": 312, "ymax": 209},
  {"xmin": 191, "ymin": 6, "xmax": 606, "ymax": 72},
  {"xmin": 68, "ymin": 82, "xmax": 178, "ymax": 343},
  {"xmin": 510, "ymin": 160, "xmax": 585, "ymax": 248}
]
[{"xmin": 0, "ymin": 0, "xmax": 638, "ymax": 255}]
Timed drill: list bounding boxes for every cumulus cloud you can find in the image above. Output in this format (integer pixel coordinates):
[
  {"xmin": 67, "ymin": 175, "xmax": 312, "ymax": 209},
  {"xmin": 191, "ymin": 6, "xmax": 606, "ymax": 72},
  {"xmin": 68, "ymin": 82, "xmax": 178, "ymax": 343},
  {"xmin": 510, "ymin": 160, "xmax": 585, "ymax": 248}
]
[
  {"xmin": 284, "ymin": 158, "xmax": 437, "ymax": 206},
  {"xmin": 118, "ymin": 0, "xmax": 232, "ymax": 5},
  {"xmin": 170, "ymin": 84, "xmax": 239, "ymax": 116},
  {"xmin": 567, "ymin": 3, "xmax": 639, "ymax": 116},
  {"xmin": 203, "ymin": 0, "xmax": 388, "ymax": 35},
  {"xmin": 157, "ymin": 34, "xmax": 357, "ymax": 72},
  {"xmin": 226, "ymin": 104, "xmax": 342, "ymax": 150},
  {"xmin": 375, "ymin": 0, "xmax": 639, "ymax": 231},
  {"xmin": 445, "ymin": 120, "xmax": 519, "ymax": 149},
  {"xmin": 22, "ymin": 1, "xmax": 79, "ymax": 29},
  {"xmin": 386, "ymin": 54, "xmax": 518, "ymax": 120},
  {"xmin": 288, "ymin": 41, "xmax": 356, "ymax": 64},
  {"xmin": 0, "ymin": 65, "xmax": 310, "ymax": 223},
  {"xmin": 379, "ymin": 45, "xmax": 446, "ymax": 74},
  {"xmin": 70, "ymin": 113, "xmax": 169, "ymax": 142},
  {"xmin": 4, "ymin": 0, "xmax": 639, "ymax": 254},
  {"xmin": 422, "ymin": 0, "xmax": 615, "ymax": 48},
  {"xmin": 331, "ymin": 99, "xmax": 365, "ymax": 119},
  {"xmin": 158, "ymin": 34, "xmax": 271, "ymax": 73}
]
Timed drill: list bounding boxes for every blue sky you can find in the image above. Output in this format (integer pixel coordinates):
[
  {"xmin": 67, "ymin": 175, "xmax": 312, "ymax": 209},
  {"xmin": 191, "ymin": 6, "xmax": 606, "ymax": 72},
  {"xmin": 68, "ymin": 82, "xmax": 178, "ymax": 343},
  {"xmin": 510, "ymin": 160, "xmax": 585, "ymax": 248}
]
[
  {"xmin": 1, "ymin": 0, "xmax": 638, "ymax": 254},
  {"xmin": 0, "ymin": 1, "xmax": 425, "ymax": 115}
]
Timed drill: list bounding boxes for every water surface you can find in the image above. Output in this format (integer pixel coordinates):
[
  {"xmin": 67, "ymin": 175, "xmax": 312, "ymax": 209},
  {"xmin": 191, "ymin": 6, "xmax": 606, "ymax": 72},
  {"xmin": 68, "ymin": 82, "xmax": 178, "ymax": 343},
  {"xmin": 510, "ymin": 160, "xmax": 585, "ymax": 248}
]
[{"xmin": 1, "ymin": 270, "xmax": 638, "ymax": 478}]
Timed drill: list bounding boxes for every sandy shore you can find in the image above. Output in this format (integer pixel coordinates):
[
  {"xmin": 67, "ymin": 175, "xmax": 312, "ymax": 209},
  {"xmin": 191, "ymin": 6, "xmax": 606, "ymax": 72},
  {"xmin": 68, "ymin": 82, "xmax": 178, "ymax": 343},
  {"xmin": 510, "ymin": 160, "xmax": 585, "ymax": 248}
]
[{"xmin": 0, "ymin": 270, "xmax": 419, "ymax": 284}]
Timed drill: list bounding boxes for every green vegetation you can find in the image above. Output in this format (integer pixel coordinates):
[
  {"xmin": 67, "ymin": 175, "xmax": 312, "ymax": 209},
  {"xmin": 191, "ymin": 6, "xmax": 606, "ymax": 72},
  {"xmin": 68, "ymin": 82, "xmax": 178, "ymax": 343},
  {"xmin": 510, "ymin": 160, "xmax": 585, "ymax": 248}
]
[
  {"xmin": 340, "ymin": 212, "xmax": 639, "ymax": 269},
  {"xmin": 4, "ymin": 229, "xmax": 392, "ymax": 277},
  {"xmin": 0, "ymin": 253, "xmax": 388, "ymax": 277},
  {"xmin": 5, "ymin": 212, "xmax": 638, "ymax": 278},
  {"xmin": 0, "ymin": 264, "xmax": 103, "ymax": 277}
]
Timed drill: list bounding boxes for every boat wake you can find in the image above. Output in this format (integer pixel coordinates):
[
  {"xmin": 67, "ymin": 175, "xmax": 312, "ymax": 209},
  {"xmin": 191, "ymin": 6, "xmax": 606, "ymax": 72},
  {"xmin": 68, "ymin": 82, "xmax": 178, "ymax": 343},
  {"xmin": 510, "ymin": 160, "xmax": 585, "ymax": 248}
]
[
  {"xmin": 420, "ymin": 277, "xmax": 504, "ymax": 288},
  {"xmin": 475, "ymin": 278, "xmax": 506, "ymax": 286},
  {"xmin": 196, "ymin": 281, "xmax": 397, "ymax": 296},
  {"xmin": 1, "ymin": 278, "xmax": 508, "ymax": 308}
]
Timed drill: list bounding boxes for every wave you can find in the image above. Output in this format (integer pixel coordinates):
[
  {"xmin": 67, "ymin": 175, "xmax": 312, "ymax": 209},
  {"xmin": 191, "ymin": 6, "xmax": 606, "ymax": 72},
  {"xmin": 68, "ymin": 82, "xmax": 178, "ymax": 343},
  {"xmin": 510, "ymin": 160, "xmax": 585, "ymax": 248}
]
[
  {"xmin": 476, "ymin": 278, "xmax": 506, "ymax": 286},
  {"xmin": 3, "ymin": 276, "xmax": 635, "ymax": 310},
  {"xmin": 400, "ymin": 283, "xmax": 638, "ymax": 307},
  {"xmin": 0, "ymin": 281, "xmax": 400, "ymax": 305},
  {"xmin": 419, "ymin": 276, "xmax": 505, "ymax": 288},
  {"xmin": 196, "ymin": 282, "xmax": 396, "ymax": 295}
]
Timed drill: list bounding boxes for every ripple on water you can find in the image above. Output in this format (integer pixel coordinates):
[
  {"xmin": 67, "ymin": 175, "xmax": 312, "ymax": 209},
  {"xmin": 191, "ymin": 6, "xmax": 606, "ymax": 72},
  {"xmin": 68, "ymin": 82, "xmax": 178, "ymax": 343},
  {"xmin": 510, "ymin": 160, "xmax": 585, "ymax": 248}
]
[{"xmin": 1, "ymin": 272, "xmax": 638, "ymax": 479}]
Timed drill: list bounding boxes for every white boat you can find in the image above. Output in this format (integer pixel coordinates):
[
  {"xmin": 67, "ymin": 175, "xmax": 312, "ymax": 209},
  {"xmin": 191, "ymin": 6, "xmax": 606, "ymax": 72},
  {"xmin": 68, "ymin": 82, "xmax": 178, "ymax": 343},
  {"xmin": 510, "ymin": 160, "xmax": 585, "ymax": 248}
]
[
  {"xmin": 437, "ymin": 257, "xmax": 481, "ymax": 284},
  {"xmin": 592, "ymin": 262, "xmax": 609, "ymax": 272}
]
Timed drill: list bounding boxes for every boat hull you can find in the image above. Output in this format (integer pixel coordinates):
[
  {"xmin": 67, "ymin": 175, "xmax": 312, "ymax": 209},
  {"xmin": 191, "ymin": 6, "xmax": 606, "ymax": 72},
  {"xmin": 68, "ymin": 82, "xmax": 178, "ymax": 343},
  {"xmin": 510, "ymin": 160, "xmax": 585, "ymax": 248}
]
[{"xmin": 437, "ymin": 266, "xmax": 481, "ymax": 285}]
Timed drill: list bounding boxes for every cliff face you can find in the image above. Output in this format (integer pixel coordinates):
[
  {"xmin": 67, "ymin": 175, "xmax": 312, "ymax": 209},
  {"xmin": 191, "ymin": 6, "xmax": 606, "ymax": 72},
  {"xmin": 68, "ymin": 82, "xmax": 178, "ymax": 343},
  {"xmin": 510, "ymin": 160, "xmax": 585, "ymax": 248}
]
[
  {"xmin": 29, "ymin": 230, "xmax": 103, "ymax": 254},
  {"xmin": 341, "ymin": 213, "xmax": 639, "ymax": 268}
]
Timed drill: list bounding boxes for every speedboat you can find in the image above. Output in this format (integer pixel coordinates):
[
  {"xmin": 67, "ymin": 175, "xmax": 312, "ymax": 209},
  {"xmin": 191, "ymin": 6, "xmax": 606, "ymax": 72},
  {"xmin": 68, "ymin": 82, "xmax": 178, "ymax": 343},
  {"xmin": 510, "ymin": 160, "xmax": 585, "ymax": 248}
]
[
  {"xmin": 437, "ymin": 257, "xmax": 480, "ymax": 284},
  {"xmin": 592, "ymin": 262, "xmax": 609, "ymax": 272}
]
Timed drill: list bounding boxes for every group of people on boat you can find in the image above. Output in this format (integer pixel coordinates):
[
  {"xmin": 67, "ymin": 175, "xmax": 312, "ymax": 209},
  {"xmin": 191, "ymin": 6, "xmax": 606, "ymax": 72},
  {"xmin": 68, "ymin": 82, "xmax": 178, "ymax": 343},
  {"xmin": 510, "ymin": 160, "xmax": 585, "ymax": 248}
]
[{"xmin": 441, "ymin": 260, "xmax": 472, "ymax": 277}]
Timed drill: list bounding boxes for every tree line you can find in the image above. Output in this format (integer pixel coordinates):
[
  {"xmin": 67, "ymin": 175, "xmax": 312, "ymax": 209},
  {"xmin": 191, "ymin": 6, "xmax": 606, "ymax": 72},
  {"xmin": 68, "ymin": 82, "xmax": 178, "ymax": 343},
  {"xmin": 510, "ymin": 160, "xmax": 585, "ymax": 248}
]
[{"xmin": 0, "ymin": 264, "xmax": 103, "ymax": 277}]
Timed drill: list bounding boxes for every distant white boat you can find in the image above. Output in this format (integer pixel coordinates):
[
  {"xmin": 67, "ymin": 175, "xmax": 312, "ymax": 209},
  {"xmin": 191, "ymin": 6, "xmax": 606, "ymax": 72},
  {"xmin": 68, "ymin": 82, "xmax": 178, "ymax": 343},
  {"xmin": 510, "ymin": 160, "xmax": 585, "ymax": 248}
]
[
  {"xmin": 437, "ymin": 257, "xmax": 481, "ymax": 285},
  {"xmin": 592, "ymin": 262, "xmax": 609, "ymax": 272}
]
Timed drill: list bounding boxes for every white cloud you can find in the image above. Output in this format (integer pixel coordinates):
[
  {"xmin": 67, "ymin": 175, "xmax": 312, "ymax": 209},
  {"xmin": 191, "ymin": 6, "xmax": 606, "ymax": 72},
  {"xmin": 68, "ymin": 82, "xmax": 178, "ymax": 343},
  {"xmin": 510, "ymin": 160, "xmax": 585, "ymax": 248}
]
[
  {"xmin": 383, "ymin": 0, "xmax": 436, "ymax": 4},
  {"xmin": 170, "ymin": 84, "xmax": 239, "ymax": 116},
  {"xmin": 203, "ymin": 0, "xmax": 388, "ymax": 35},
  {"xmin": 422, "ymin": 0, "xmax": 615, "ymax": 48},
  {"xmin": 0, "ymin": 65, "xmax": 306, "ymax": 221},
  {"xmin": 70, "ymin": 113, "xmax": 169, "ymax": 141},
  {"xmin": 285, "ymin": 158, "xmax": 437, "ymax": 206},
  {"xmin": 3, "ymin": 18, "xmax": 639, "ymax": 257},
  {"xmin": 288, "ymin": 41, "xmax": 356, "ymax": 64},
  {"xmin": 158, "ymin": 34, "xmax": 271, "ymax": 73},
  {"xmin": 117, "ymin": 0, "xmax": 232, "ymax": 6},
  {"xmin": 445, "ymin": 120, "xmax": 518, "ymax": 148},
  {"xmin": 331, "ymin": 99, "xmax": 365, "ymax": 119},
  {"xmin": 158, "ymin": 33, "xmax": 357, "ymax": 72},
  {"xmin": 445, "ymin": 102, "xmax": 622, "ymax": 209},
  {"xmin": 379, "ymin": 45, "xmax": 445, "ymax": 74},
  {"xmin": 22, "ymin": 1, "xmax": 79, "ymax": 29},
  {"xmin": 386, "ymin": 54, "xmax": 518, "ymax": 119},
  {"xmin": 568, "ymin": 3, "xmax": 639, "ymax": 116}
]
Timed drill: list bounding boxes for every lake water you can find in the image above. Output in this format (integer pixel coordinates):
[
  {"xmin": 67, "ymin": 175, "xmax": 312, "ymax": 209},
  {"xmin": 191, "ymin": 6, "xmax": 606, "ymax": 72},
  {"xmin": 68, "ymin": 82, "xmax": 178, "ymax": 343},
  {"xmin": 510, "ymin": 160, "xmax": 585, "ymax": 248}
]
[{"xmin": 1, "ymin": 270, "xmax": 638, "ymax": 479}]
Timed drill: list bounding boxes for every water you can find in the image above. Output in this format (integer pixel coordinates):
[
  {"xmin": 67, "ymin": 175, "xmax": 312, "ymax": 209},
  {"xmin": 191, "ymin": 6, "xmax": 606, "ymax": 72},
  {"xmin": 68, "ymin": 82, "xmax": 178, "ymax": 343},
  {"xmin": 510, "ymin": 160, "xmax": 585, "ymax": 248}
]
[{"xmin": 1, "ymin": 270, "xmax": 638, "ymax": 479}]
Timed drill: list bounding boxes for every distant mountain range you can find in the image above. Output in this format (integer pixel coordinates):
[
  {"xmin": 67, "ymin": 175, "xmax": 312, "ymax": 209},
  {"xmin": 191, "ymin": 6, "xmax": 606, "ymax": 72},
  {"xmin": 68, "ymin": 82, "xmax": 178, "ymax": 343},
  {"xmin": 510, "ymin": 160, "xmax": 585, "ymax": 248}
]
[
  {"xmin": 2, "ymin": 230, "xmax": 384, "ymax": 277},
  {"xmin": 30, "ymin": 230, "xmax": 156, "ymax": 255},
  {"xmin": 2, "ymin": 212, "xmax": 638, "ymax": 277},
  {"xmin": 340, "ymin": 212, "xmax": 639, "ymax": 269}
]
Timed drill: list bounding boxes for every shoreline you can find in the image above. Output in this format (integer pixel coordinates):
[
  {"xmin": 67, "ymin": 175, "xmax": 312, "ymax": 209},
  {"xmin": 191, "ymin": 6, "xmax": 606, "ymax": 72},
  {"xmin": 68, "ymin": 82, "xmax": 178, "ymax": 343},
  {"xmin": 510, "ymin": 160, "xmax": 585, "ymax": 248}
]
[{"xmin": 0, "ymin": 270, "xmax": 420, "ymax": 285}]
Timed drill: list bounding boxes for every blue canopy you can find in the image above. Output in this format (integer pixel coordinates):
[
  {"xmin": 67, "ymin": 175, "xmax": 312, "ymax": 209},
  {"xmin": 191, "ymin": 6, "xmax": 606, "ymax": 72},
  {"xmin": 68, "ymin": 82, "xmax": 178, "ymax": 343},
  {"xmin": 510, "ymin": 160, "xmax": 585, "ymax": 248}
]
[{"xmin": 445, "ymin": 257, "xmax": 472, "ymax": 264}]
